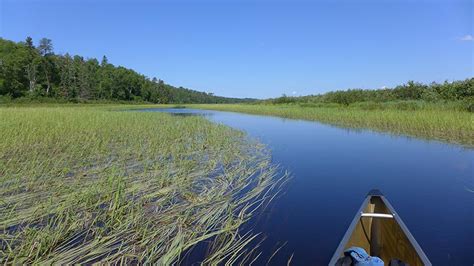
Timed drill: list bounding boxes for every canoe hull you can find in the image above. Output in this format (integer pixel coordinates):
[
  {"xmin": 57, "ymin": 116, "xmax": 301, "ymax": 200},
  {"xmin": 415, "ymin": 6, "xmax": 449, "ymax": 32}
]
[{"xmin": 329, "ymin": 190, "xmax": 431, "ymax": 266}]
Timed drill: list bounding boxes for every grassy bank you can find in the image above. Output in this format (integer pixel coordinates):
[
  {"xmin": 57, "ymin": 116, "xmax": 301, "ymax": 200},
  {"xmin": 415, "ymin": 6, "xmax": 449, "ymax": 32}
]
[
  {"xmin": 0, "ymin": 105, "xmax": 283, "ymax": 264},
  {"xmin": 186, "ymin": 103, "xmax": 474, "ymax": 147}
]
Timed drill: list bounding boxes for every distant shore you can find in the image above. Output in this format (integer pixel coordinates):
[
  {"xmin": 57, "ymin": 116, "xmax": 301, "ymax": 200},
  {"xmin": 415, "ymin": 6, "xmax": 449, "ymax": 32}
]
[{"xmin": 185, "ymin": 102, "xmax": 474, "ymax": 147}]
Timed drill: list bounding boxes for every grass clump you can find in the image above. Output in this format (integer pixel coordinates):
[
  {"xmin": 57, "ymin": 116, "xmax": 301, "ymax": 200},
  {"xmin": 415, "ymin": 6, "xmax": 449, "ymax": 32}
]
[
  {"xmin": 0, "ymin": 106, "xmax": 284, "ymax": 264},
  {"xmin": 186, "ymin": 103, "xmax": 474, "ymax": 147}
]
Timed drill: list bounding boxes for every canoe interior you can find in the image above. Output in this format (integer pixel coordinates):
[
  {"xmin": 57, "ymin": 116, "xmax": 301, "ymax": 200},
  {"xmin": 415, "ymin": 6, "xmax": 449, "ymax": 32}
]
[{"xmin": 330, "ymin": 193, "xmax": 431, "ymax": 265}]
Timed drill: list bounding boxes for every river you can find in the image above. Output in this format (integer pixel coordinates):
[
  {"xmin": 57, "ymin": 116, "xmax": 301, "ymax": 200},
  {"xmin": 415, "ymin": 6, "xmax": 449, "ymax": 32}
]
[{"xmin": 142, "ymin": 108, "xmax": 473, "ymax": 265}]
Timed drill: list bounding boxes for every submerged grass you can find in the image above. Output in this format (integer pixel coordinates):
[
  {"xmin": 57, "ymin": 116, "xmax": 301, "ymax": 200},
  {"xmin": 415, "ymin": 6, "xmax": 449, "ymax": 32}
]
[
  {"xmin": 186, "ymin": 104, "xmax": 474, "ymax": 147},
  {"xmin": 0, "ymin": 106, "xmax": 285, "ymax": 264}
]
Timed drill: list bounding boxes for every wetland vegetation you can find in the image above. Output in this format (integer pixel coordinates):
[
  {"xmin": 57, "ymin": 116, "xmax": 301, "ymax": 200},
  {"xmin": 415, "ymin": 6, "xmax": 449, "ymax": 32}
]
[
  {"xmin": 188, "ymin": 103, "xmax": 473, "ymax": 147},
  {"xmin": 0, "ymin": 106, "xmax": 284, "ymax": 264}
]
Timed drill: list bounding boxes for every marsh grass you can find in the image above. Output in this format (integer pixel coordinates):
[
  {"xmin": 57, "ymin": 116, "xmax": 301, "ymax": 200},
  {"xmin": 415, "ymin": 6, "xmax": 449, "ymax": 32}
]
[
  {"xmin": 0, "ymin": 106, "xmax": 285, "ymax": 264},
  {"xmin": 186, "ymin": 104, "xmax": 474, "ymax": 147}
]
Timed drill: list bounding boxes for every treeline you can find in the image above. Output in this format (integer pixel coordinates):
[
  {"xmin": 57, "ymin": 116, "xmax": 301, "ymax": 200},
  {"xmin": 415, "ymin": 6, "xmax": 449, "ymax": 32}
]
[
  {"xmin": 0, "ymin": 37, "xmax": 254, "ymax": 104},
  {"xmin": 270, "ymin": 79, "xmax": 474, "ymax": 108}
]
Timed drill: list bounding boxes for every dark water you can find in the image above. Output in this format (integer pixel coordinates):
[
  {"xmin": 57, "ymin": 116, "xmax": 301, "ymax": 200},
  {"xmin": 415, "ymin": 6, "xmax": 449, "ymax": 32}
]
[{"xmin": 142, "ymin": 108, "xmax": 473, "ymax": 265}]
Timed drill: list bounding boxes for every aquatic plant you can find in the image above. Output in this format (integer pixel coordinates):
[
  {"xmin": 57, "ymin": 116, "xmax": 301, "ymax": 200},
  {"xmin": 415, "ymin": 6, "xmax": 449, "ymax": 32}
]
[
  {"xmin": 0, "ymin": 106, "xmax": 285, "ymax": 264},
  {"xmin": 186, "ymin": 103, "xmax": 474, "ymax": 147}
]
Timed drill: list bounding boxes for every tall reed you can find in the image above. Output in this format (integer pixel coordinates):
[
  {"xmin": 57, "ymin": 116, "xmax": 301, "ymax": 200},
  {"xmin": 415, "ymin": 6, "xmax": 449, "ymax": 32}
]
[
  {"xmin": 0, "ymin": 106, "xmax": 285, "ymax": 264},
  {"xmin": 186, "ymin": 104, "xmax": 474, "ymax": 147}
]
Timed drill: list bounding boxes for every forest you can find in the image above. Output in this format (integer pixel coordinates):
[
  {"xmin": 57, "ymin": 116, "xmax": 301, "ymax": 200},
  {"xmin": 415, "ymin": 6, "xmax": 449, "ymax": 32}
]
[{"xmin": 0, "ymin": 37, "xmax": 253, "ymax": 104}]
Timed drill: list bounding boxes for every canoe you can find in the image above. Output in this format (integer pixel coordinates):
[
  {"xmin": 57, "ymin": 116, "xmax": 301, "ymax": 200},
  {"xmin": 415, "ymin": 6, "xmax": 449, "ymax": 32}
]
[{"xmin": 329, "ymin": 189, "xmax": 431, "ymax": 266}]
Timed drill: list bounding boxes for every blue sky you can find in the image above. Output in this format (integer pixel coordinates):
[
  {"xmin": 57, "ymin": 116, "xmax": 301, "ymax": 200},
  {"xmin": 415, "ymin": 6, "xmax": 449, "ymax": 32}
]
[{"xmin": 1, "ymin": 0, "xmax": 472, "ymax": 98}]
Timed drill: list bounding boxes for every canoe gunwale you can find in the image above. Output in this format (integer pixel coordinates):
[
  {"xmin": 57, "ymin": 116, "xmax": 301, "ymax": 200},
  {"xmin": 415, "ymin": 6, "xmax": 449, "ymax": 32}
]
[
  {"xmin": 329, "ymin": 196, "xmax": 370, "ymax": 265},
  {"xmin": 380, "ymin": 195, "xmax": 431, "ymax": 265},
  {"xmin": 328, "ymin": 191, "xmax": 431, "ymax": 266}
]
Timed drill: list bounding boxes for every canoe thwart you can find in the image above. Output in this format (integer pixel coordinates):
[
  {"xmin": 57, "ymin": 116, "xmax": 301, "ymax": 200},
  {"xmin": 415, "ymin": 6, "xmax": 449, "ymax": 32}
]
[{"xmin": 360, "ymin": 212, "xmax": 394, "ymax": 219}]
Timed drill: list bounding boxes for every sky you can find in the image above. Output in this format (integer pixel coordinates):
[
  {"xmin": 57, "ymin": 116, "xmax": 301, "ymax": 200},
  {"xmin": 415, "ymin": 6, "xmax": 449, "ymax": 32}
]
[{"xmin": 1, "ymin": 0, "xmax": 472, "ymax": 99}]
